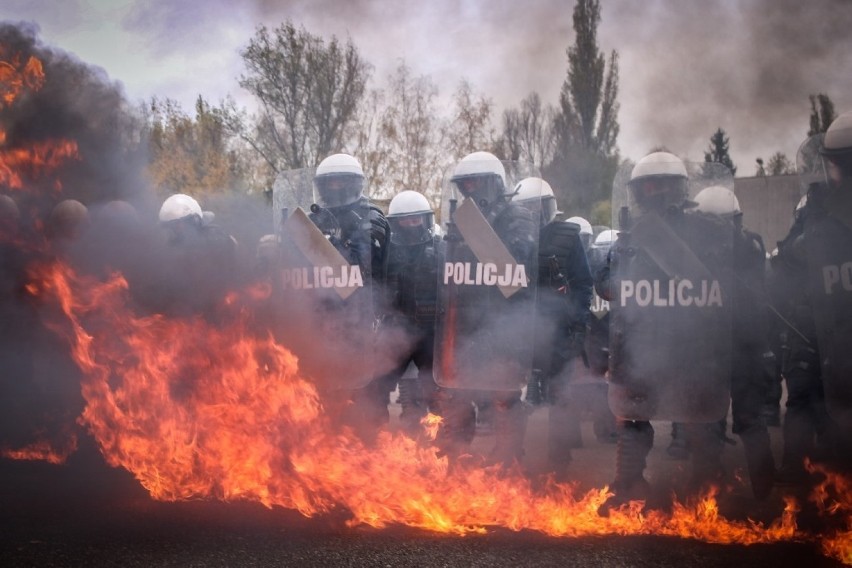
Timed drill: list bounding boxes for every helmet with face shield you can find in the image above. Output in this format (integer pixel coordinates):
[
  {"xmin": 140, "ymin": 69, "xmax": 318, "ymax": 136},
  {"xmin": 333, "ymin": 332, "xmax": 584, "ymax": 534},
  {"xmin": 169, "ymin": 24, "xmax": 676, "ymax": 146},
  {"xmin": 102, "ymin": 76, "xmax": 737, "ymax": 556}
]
[
  {"xmin": 313, "ymin": 153, "xmax": 365, "ymax": 209},
  {"xmin": 565, "ymin": 216, "xmax": 593, "ymax": 248},
  {"xmin": 693, "ymin": 185, "xmax": 742, "ymax": 219},
  {"xmin": 512, "ymin": 176, "xmax": 559, "ymax": 225},
  {"xmin": 821, "ymin": 111, "xmax": 852, "ymax": 182},
  {"xmin": 159, "ymin": 193, "xmax": 202, "ymax": 224},
  {"xmin": 450, "ymin": 151, "xmax": 507, "ymax": 207},
  {"xmin": 628, "ymin": 151, "xmax": 689, "ymax": 213},
  {"xmin": 387, "ymin": 190, "xmax": 434, "ymax": 245}
]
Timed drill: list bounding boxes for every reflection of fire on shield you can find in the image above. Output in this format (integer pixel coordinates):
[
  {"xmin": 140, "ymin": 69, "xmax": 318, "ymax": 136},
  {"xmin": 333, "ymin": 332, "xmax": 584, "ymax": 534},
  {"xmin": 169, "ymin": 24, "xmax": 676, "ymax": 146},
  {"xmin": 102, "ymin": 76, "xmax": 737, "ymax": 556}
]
[{"xmin": 434, "ymin": 197, "xmax": 538, "ymax": 392}]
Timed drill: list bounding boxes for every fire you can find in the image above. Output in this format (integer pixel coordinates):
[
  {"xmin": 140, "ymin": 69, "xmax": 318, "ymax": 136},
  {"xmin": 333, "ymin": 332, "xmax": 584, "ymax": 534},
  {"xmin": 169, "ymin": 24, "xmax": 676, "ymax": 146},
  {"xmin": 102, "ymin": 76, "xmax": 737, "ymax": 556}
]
[
  {"xmin": 1, "ymin": 433, "xmax": 78, "ymax": 465},
  {"xmin": 0, "ymin": 50, "xmax": 44, "ymax": 108},
  {"xmin": 0, "ymin": 139, "xmax": 81, "ymax": 190},
  {"xmin": 24, "ymin": 259, "xmax": 816, "ymax": 546},
  {"xmin": 808, "ymin": 461, "xmax": 852, "ymax": 563},
  {"xmin": 0, "ymin": 48, "xmax": 80, "ymax": 191}
]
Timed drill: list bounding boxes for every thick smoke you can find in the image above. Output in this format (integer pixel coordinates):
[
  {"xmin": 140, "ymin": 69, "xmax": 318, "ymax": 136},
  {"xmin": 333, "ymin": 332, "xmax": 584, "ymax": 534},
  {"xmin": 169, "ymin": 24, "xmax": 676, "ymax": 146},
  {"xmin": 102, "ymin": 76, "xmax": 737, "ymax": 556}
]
[
  {"xmin": 0, "ymin": 21, "xmax": 152, "ymax": 220},
  {"xmin": 256, "ymin": 0, "xmax": 851, "ymax": 168},
  {"xmin": 602, "ymin": 0, "xmax": 852, "ymax": 166}
]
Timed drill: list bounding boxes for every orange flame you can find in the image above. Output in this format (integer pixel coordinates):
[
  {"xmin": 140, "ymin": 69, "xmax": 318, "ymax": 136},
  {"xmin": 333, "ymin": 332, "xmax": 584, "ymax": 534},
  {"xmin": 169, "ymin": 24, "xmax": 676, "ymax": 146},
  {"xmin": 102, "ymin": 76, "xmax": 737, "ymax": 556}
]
[
  {"xmin": 807, "ymin": 461, "xmax": 852, "ymax": 563},
  {"xmin": 2, "ymin": 433, "xmax": 78, "ymax": 465},
  {"xmin": 0, "ymin": 139, "xmax": 81, "ymax": 190},
  {"xmin": 0, "ymin": 48, "xmax": 80, "ymax": 191},
  {"xmin": 23, "ymin": 259, "xmax": 816, "ymax": 547},
  {"xmin": 0, "ymin": 51, "xmax": 44, "ymax": 109}
]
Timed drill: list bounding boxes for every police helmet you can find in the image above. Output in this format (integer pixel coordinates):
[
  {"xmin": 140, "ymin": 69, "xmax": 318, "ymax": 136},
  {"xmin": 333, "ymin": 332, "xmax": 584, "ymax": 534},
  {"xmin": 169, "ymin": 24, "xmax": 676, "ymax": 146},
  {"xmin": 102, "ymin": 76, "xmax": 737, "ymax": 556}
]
[
  {"xmin": 821, "ymin": 111, "xmax": 852, "ymax": 179},
  {"xmin": 693, "ymin": 185, "xmax": 742, "ymax": 219},
  {"xmin": 313, "ymin": 153, "xmax": 365, "ymax": 209},
  {"xmin": 159, "ymin": 194, "xmax": 202, "ymax": 223},
  {"xmin": 566, "ymin": 216, "xmax": 593, "ymax": 248},
  {"xmin": 588, "ymin": 228, "xmax": 618, "ymax": 270},
  {"xmin": 512, "ymin": 177, "xmax": 559, "ymax": 224},
  {"xmin": 48, "ymin": 199, "xmax": 89, "ymax": 240},
  {"xmin": 387, "ymin": 190, "xmax": 434, "ymax": 245},
  {"xmin": 628, "ymin": 152, "xmax": 688, "ymax": 211},
  {"xmin": 450, "ymin": 151, "xmax": 507, "ymax": 205},
  {"xmin": 594, "ymin": 229, "xmax": 618, "ymax": 247}
]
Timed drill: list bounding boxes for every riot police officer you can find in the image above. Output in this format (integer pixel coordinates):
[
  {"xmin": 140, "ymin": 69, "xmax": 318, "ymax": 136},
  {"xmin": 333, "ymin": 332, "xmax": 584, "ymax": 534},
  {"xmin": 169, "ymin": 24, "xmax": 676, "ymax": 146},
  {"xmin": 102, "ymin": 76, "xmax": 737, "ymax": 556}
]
[
  {"xmin": 381, "ymin": 190, "xmax": 442, "ymax": 435},
  {"xmin": 141, "ymin": 193, "xmax": 237, "ymax": 318},
  {"xmin": 598, "ymin": 152, "xmax": 735, "ymax": 509},
  {"xmin": 433, "ymin": 151, "xmax": 538, "ymax": 465},
  {"xmin": 310, "ymin": 154, "xmax": 389, "ymax": 283},
  {"xmin": 693, "ymin": 185, "xmax": 776, "ymax": 499},
  {"xmin": 773, "ymin": 111, "xmax": 852, "ymax": 483},
  {"xmin": 309, "ymin": 153, "xmax": 390, "ymax": 438},
  {"xmin": 514, "ymin": 177, "xmax": 593, "ymax": 475}
]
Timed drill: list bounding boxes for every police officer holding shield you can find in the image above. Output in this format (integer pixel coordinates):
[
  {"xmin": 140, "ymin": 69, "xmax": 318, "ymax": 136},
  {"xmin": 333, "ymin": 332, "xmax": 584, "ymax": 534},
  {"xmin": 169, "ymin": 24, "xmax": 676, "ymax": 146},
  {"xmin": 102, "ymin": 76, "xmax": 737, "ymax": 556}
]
[
  {"xmin": 513, "ymin": 177, "xmax": 593, "ymax": 475},
  {"xmin": 598, "ymin": 152, "xmax": 735, "ymax": 509},
  {"xmin": 271, "ymin": 153, "xmax": 390, "ymax": 442},
  {"xmin": 693, "ymin": 185, "xmax": 776, "ymax": 499},
  {"xmin": 774, "ymin": 111, "xmax": 852, "ymax": 482},
  {"xmin": 433, "ymin": 151, "xmax": 538, "ymax": 465}
]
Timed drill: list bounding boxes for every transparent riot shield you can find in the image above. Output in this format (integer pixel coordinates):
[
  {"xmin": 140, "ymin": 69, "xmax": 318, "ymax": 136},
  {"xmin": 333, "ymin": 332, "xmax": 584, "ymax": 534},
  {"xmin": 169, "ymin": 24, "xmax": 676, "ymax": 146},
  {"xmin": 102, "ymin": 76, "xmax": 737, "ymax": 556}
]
[
  {"xmin": 607, "ymin": 158, "xmax": 734, "ymax": 422},
  {"xmin": 797, "ymin": 135, "xmax": 852, "ymax": 429},
  {"xmin": 433, "ymin": 160, "xmax": 540, "ymax": 391},
  {"xmin": 270, "ymin": 168, "xmax": 376, "ymax": 390}
]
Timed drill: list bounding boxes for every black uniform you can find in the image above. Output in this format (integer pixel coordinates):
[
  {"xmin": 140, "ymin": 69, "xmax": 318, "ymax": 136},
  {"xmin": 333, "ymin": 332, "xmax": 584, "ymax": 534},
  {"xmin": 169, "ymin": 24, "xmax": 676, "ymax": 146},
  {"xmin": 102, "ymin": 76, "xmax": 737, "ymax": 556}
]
[
  {"xmin": 728, "ymin": 223, "xmax": 776, "ymax": 498},
  {"xmin": 136, "ymin": 217, "xmax": 238, "ymax": 320},
  {"xmin": 770, "ymin": 184, "xmax": 841, "ymax": 484},
  {"xmin": 379, "ymin": 233, "xmax": 442, "ymax": 434},
  {"xmin": 531, "ymin": 220, "xmax": 593, "ymax": 471}
]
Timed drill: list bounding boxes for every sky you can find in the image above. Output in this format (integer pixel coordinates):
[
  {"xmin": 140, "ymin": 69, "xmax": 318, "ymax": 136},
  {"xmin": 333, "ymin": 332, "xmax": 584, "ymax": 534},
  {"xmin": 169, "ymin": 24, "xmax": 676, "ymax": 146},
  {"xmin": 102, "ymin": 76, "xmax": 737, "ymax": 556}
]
[{"xmin": 4, "ymin": 0, "xmax": 852, "ymax": 176}]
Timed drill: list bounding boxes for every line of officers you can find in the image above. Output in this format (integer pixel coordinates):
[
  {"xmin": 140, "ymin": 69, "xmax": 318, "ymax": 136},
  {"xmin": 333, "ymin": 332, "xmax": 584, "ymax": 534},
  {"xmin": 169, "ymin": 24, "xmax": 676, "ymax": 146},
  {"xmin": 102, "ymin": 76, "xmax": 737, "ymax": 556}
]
[
  {"xmin": 241, "ymin": 114, "xmax": 852, "ymax": 504},
  {"xmin": 259, "ymin": 109, "xmax": 852, "ymax": 510},
  {"xmin": 2, "ymin": 112, "xmax": 848, "ymax": 512}
]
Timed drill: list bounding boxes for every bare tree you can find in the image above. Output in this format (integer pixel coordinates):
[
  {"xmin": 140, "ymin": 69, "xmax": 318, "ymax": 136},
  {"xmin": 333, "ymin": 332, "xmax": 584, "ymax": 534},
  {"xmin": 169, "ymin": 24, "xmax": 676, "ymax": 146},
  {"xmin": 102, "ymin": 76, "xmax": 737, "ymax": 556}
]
[
  {"xmin": 238, "ymin": 21, "xmax": 372, "ymax": 173},
  {"xmin": 444, "ymin": 80, "xmax": 495, "ymax": 160},
  {"xmin": 767, "ymin": 152, "xmax": 796, "ymax": 176},
  {"xmin": 498, "ymin": 92, "xmax": 556, "ymax": 169}
]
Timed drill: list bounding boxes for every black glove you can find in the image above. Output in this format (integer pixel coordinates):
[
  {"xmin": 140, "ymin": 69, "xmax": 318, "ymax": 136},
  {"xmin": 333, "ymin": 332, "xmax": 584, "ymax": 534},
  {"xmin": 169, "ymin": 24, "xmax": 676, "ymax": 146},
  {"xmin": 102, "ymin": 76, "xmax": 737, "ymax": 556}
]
[{"xmin": 369, "ymin": 214, "xmax": 389, "ymax": 250}]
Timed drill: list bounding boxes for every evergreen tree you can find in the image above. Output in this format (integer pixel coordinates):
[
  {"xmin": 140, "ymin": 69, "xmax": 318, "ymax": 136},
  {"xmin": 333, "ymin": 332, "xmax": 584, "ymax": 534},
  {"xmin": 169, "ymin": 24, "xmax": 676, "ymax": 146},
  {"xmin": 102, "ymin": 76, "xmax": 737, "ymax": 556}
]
[
  {"xmin": 808, "ymin": 93, "xmax": 836, "ymax": 136},
  {"xmin": 704, "ymin": 127, "xmax": 737, "ymax": 176},
  {"xmin": 544, "ymin": 0, "xmax": 620, "ymax": 215}
]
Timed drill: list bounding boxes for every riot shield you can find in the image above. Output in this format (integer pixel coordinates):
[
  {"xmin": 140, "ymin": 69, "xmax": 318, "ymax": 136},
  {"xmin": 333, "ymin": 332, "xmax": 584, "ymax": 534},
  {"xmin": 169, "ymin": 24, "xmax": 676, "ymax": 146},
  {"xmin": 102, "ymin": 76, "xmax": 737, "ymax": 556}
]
[
  {"xmin": 797, "ymin": 135, "xmax": 852, "ymax": 429},
  {"xmin": 433, "ymin": 161, "xmax": 540, "ymax": 391},
  {"xmin": 270, "ymin": 168, "xmax": 376, "ymax": 390},
  {"xmin": 607, "ymin": 159, "xmax": 734, "ymax": 422}
]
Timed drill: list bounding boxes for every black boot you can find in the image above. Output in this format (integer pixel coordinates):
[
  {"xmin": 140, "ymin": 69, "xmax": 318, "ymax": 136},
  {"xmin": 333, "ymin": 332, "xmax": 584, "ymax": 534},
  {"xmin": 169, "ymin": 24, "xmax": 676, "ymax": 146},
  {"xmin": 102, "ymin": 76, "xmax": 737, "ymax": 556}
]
[
  {"xmin": 739, "ymin": 425, "xmax": 776, "ymax": 500},
  {"xmin": 599, "ymin": 420, "xmax": 653, "ymax": 515}
]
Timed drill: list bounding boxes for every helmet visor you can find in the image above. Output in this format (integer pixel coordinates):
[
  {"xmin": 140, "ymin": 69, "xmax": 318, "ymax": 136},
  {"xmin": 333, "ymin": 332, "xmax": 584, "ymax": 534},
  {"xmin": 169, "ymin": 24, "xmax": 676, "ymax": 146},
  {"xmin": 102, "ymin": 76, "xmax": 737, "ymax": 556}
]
[
  {"xmin": 628, "ymin": 176, "xmax": 686, "ymax": 210},
  {"xmin": 389, "ymin": 212, "xmax": 434, "ymax": 245},
  {"xmin": 452, "ymin": 174, "xmax": 501, "ymax": 204},
  {"xmin": 314, "ymin": 174, "xmax": 364, "ymax": 208}
]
